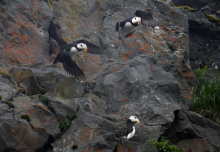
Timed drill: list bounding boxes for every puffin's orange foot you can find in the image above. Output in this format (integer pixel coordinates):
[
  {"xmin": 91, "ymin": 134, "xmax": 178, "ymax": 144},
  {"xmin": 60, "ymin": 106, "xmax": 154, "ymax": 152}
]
[
  {"xmin": 130, "ymin": 33, "xmax": 134, "ymax": 38},
  {"xmin": 126, "ymin": 139, "xmax": 128, "ymax": 141}
]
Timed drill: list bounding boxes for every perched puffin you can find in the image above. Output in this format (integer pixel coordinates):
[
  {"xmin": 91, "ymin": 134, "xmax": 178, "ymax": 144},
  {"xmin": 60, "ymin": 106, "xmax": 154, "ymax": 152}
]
[
  {"xmin": 116, "ymin": 10, "xmax": 160, "ymax": 39},
  {"xmin": 53, "ymin": 39, "xmax": 103, "ymax": 78},
  {"xmin": 116, "ymin": 116, "xmax": 140, "ymax": 141}
]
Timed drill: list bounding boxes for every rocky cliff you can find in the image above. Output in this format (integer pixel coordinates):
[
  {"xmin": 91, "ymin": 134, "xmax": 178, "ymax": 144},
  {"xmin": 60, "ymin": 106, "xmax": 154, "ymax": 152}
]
[{"xmin": 0, "ymin": 0, "xmax": 220, "ymax": 151}]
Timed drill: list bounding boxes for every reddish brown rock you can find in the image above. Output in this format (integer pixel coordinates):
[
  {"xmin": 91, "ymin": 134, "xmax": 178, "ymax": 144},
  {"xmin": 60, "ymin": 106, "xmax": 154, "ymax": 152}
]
[
  {"xmin": 177, "ymin": 139, "xmax": 209, "ymax": 152},
  {"xmin": 0, "ymin": 0, "xmax": 53, "ymax": 66}
]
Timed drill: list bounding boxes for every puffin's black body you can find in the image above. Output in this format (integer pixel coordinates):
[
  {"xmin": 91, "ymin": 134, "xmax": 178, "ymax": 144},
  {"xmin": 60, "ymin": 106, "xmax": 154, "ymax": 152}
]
[
  {"xmin": 116, "ymin": 10, "xmax": 160, "ymax": 40},
  {"xmin": 53, "ymin": 51, "xmax": 85, "ymax": 78},
  {"xmin": 116, "ymin": 17, "xmax": 140, "ymax": 38},
  {"xmin": 116, "ymin": 119, "xmax": 135, "ymax": 138}
]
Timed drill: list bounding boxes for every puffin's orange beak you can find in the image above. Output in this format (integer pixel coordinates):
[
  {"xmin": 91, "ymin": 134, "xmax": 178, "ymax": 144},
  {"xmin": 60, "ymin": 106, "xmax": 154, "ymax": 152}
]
[
  {"xmin": 135, "ymin": 119, "xmax": 140, "ymax": 124},
  {"xmin": 137, "ymin": 18, "xmax": 141, "ymax": 24},
  {"xmin": 84, "ymin": 46, "xmax": 88, "ymax": 52}
]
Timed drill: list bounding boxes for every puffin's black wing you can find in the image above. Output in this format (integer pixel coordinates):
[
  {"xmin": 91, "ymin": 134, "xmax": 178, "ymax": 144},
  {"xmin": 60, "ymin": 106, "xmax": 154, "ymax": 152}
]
[
  {"xmin": 116, "ymin": 125, "xmax": 133, "ymax": 138},
  {"xmin": 77, "ymin": 39, "xmax": 103, "ymax": 55},
  {"xmin": 62, "ymin": 53, "xmax": 85, "ymax": 78},
  {"xmin": 135, "ymin": 10, "xmax": 160, "ymax": 27},
  {"xmin": 116, "ymin": 21, "xmax": 126, "ymax": 31}
]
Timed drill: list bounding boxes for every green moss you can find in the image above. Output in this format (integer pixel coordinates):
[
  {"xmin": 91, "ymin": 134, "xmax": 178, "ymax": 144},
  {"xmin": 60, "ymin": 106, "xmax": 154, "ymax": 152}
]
[
  {"xmin": 206, "ymin": 14, "xmax": 220, "ymax": 25},
  {"xmin": 47, "ymin": 0, "xmax": 58, "ymax": 12},
  {"xmin": 72, "ymin": 145, "xmax": 78, "ymax": 149},
  {"xmin": 59, "ymin": 113, "xmax": 79, "ymax": 133},
  {"xmin": 169, "ymin": 3, "xmax": 175, "ymax": 7},
  {"xmin": 1, "ymin": 73, "xmax": 16, "ymax": 85},
  {"xmin": 21, "ymin": 115, "xmax": 31, "ymax": 122},
  {"xmin": 6, "ymin": 102, "xmax": 14, "ymax": 108},
  {"xmin": 148, "ymin": 137, "xmax": 182, "ymax": 152},
  {"xmin": 39, "ymin": 94, "xmax": 46, "ymax": 102},
  {"xmin": 176, "ymin": 6, "xmax": 197, "ymax": 12}
]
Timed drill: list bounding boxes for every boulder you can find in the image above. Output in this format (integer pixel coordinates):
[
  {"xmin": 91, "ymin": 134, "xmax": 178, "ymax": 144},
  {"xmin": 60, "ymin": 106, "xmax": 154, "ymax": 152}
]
[
  {"xmin": 163, "ymin": 110, "xmax": 220, "ymax": 151},
  {"xmin": 9, "ymin": 67, "xmax": 85, "ymax": 98},
  {"xmin": 0, "ymin": 95, "xmax": 61, "ymax": 151},
  {"xmin": 0, "ymin": 70, "xmax": 18, "ymax": 102},
  {"xmin": 52, "ymin": 109, "xmax": 117, "ymax": 152}
]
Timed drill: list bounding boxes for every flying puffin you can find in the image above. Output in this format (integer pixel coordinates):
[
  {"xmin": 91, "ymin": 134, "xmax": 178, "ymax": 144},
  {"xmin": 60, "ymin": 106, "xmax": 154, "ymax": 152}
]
[
  {"xmin": 116, "ymin": 10, "xmax": 160, "ymax": 40},
  {"xmin": 53, "ymin": 39, "xmax": 103, "ymax": 78},
  {"xmin": 116, "ymin": 116, "xmax": 140, "ymax": 141}
]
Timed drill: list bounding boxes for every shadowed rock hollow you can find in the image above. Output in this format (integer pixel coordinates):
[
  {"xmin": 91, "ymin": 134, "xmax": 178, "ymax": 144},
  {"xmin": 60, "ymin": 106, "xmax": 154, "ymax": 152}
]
[{"xmin": 0, "ymin": 0, "xmax": 220, "ymax": 151}]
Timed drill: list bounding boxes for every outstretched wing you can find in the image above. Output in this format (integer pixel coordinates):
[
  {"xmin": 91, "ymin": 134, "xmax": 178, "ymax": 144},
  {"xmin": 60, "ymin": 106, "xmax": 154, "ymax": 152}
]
[
  {"xmin": 135, "ymin": 10, "xmax": 160, "ymax": 27},
  {"xmin": 62, "ymin": 53, "xmax": 85, "ymax": 78},
  {"xmin": 77, "ymin": 39, "xmax": 104, "ymax": 55}
]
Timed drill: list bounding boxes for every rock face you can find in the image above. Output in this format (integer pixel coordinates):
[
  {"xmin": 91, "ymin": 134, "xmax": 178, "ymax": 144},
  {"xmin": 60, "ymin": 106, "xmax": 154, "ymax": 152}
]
[
  {"xmin": 180, "ymin": 9, "xmax": 220, "ymax": 71},
  {"xmin": 9, "ymin": 66, "xmax": 85, "ymax": 97},
  {"xmin": 171, "ymin": 0, "xmax": 220, "ymax": 18},
  {"xmin": 163, "ymin": 110, "xmax": 220, "ymax": 151},
  {"xmin": 52, "ymin": 0, "xmax": 194, "ymax": 105},
  {"xmin": 0, "ymin": 89, "xmax": 61, "ymax": 151},
  {"xmin": 0, "ymin": 0, "xmax": 220, "ymax": 152},
  {"xmin": 0, "ymin": 0, "xmax": 53, "ymax": 66},
  {"xmin": 51, "ymin": 55, "xmax": 182, "ymax": 152}
]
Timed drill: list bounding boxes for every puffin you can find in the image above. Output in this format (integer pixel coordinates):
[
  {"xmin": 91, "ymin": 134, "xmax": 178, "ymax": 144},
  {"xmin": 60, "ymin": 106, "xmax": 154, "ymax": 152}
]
[
  {"xmin": 53, "ymin": 39, "xmax": 103, "ymax": 78},
  {"xmin": 116, "ymin": 116, "xmax": 140, "ymax": 141},
  {"xmin": 116, "ymin": 10, "xmax": 160, "ymax": 40}
]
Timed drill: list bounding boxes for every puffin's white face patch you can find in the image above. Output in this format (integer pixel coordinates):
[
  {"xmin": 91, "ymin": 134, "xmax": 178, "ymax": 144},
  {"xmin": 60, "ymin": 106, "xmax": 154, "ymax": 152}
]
[
  {"xmin": 129, "ymin": 116, "xmax": 140, "ymax": 124},
  {"xmin": 77, "ymin": 43, "xmax": 87, "ymax": 50},
  {"xmin": 132, "ymin": 17, "xmax": 141, "ymax": 24}
]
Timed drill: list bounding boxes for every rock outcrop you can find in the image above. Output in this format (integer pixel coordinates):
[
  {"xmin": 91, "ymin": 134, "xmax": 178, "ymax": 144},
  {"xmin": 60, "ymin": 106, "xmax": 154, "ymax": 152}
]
[
  {"xmin": 0, "ymin": 0, "xmax": 220, "ymax": 151},
  {"xmin": 0, "ymin": 0, "xmax": 53, "ymax": 66}
]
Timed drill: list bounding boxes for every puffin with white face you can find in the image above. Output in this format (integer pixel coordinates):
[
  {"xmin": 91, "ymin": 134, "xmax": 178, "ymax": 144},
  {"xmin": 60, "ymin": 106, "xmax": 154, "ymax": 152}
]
[
  {"xmin": 116, "ymin": 116, "xmax": 140, "ymax": 141},
  {"xmin": 53, "ymin": 39, "xmax": 103, "ymax": 78},
  {"xmin": 62, "ymin": 39, "xmax": 103, "ymax": 56},
  {"xmin": 116, "ymin": 10, "xmax": 160, "ymax": 40}
]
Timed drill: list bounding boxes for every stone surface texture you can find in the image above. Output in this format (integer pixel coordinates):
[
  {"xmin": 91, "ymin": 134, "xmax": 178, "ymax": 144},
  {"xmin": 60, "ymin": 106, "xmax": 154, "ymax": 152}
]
[{"xmin": 0, "ymin": 0, "xmax": 219, "ymax": 151}]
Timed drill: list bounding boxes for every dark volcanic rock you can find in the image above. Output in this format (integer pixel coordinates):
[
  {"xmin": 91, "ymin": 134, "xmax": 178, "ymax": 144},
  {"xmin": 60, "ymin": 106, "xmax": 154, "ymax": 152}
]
[
  {"xmin": 171, "ymin": 0, "xmax": 220, "ymax": 18},
  {"xmin": 52, "ymin": 109, "xmax": 117, "ymax": 152},
  {"xmin": 163, "ymin": 110, "xmax": 220, "ymax": 151},
  {"xmin": 185, "ymin": 10, "xmax": 220, "ymax": 71},
  {"xmin": 13, "ymin": 96, "xmax": 60, "ymax": 140},
  {"xmin": 0, "ymin": 95, "xmax": 60, "ymax": 151},
  {"xmin": 0, "ymin": 0, "xmax": 219, "ymax": 151},
  {"xmin": 0, "ymin": 0, "xmax": 53, "ymax": 66},
  {"xmin": 52, "ymin": 0, "xmax": 194, "ymax": 99},
  {"xmin": 51, "ymin": 55, "xmax": 182, "ymax": 151},
  {"xmin": 0, "ymin": 70, "xmax": 18, "ymax": 102},
  {"xmin": 9, "ymin": 67, "xmax": 85, "ymax": 98}
]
